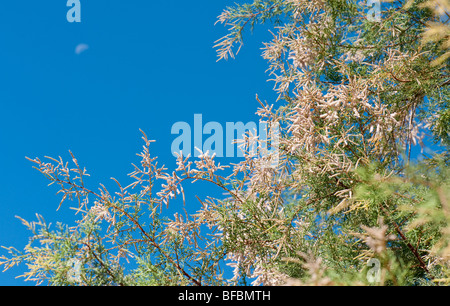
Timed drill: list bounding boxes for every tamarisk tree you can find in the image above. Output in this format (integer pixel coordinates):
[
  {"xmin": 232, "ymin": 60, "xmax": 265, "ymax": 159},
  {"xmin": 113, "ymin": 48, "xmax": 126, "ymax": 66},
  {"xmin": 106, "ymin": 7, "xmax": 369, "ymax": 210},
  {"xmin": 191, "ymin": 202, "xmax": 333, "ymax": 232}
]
[{"xmin": 1, "ymin": 0, "xmax": 450, "ymax": 286}]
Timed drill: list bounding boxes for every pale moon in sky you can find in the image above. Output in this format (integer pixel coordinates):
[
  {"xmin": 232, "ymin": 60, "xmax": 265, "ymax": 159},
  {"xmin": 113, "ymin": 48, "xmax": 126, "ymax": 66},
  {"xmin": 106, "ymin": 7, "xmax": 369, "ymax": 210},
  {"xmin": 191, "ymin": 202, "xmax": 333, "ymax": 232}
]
[{"xmin": 75, "ymin": 43, "xmax": 89, "ymax": 55}]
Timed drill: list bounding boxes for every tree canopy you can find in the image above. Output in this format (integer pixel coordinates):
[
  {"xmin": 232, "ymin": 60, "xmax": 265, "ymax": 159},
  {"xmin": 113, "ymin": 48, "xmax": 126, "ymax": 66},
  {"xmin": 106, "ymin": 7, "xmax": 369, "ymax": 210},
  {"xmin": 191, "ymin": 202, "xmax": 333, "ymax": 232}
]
[{"xmin": 1, "ymin": 0, "xmax": 450, "ymax": 286}]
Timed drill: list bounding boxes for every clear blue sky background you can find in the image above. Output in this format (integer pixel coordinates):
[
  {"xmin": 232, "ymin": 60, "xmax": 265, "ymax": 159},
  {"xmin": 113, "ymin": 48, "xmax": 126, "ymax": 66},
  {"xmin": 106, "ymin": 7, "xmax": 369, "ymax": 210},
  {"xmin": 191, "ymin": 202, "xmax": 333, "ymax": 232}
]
[{"xmin": 0, "ymin": 1, "xmax": 278, "ymax": 285}]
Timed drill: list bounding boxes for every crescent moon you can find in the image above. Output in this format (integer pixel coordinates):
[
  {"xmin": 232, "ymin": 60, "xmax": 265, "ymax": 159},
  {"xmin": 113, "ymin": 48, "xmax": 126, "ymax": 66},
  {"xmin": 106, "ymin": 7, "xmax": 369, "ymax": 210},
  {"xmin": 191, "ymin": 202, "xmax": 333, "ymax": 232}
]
[{"xmin": 75, "ymin": 43, "xmax": 89, "ymax": 55}]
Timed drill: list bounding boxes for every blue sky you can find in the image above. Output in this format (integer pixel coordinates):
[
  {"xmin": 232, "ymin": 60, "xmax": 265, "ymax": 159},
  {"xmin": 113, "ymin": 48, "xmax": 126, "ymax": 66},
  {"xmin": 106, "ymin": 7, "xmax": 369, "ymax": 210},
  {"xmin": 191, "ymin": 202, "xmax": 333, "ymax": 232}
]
[{"xmin": 0, "ymin": 1, "xmax": 278, "ymax": 285}]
